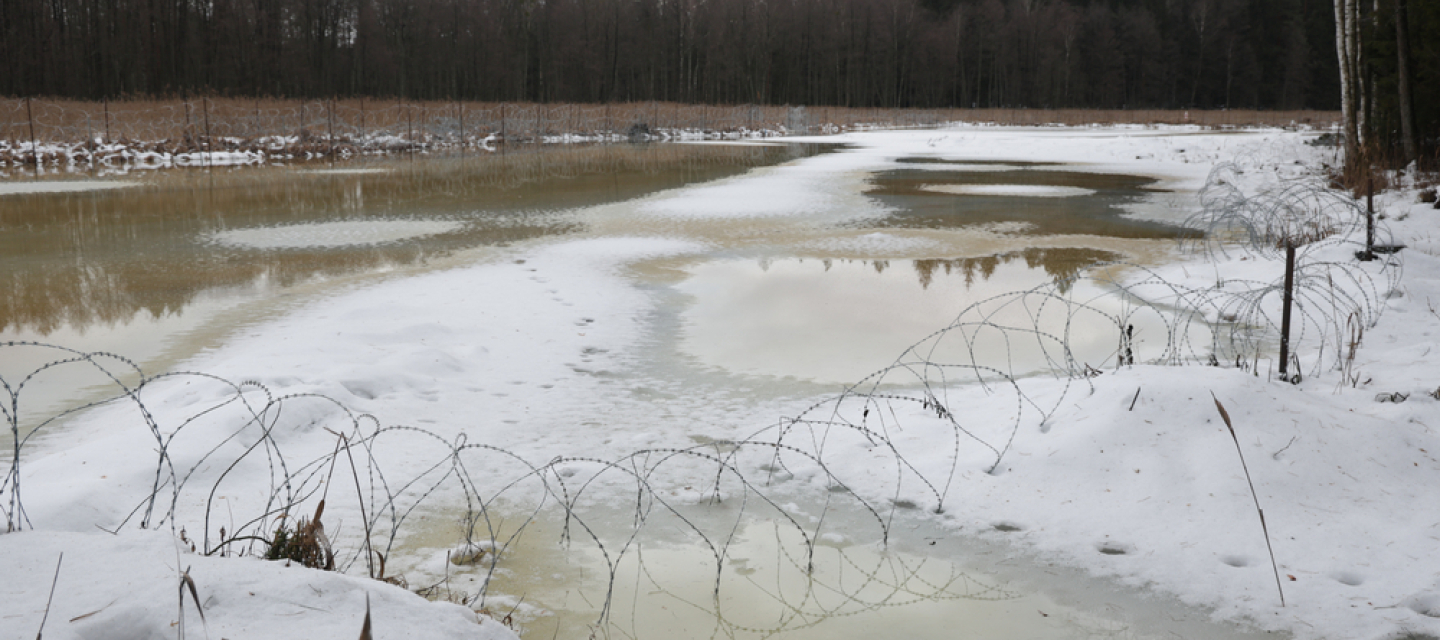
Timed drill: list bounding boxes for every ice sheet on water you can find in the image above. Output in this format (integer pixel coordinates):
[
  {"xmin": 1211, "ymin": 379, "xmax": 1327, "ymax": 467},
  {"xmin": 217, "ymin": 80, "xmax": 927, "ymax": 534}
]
[
  {"xmin": 919, "ymin": 184, "xmax": 1096, "ymax": 198},
  {"xmin": 0, "ymin": 180, "xmax": 138, "ymax": 195},
  {"xmin": 207, "ymin": 219, "xmax": 465, "ymax": 249}
]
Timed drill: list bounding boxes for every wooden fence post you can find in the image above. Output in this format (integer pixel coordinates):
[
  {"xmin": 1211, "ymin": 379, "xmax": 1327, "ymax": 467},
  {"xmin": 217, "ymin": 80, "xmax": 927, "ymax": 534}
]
[
  {"xmin": 1365, "ymin": 175, "xmax": 1375, "ymax": 256},
  {"xmin": 1278, "ymin": 242, "xmax": 1297, "ymax": 378},
  {"xmin": 26, "ymin": 97, "xmax": 38, "ymax": 167},
  {"xmin": 202, "ymin": 96, "xmax": 212, "ymax": 167}
]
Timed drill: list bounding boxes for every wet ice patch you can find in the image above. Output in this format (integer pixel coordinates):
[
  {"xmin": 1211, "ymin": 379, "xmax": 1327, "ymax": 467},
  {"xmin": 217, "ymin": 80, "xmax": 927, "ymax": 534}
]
[
  {"xmin": 0, "ymin": 180, "xmax": 138, "ymax": 196},
  {"xmin": 801, "ymin": 232, "xmax": 943, "ymax": 256},
  {"xmin": 299, "ymin": 167, "xmax": 392, "ymax": 175},
  {"xmin": 918, "ymin": 184, "xmax": 1096, "ymax": 198},
  {"xmin": 641, "ymin": 173, "xmax": 831, "ymax": 218},
  {"xmin": 892, "ymin": 161, "xmax": 1027, "ymax": 172},
  {"xmin": 973, "ymin": 221, "xmax": 1038, "ymax": 234},
  {"xmin": 208, "ymin": 219, "xmax": 464, "ymax": 249}
]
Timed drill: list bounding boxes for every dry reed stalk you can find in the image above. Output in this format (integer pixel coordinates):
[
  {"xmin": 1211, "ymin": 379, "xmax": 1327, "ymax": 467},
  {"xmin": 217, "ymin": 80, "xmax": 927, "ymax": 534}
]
[
  {"xmin": 265, "ymin": 499, "xmax": 335, "ymax": 570},
  {"xmin": 358, "ymin": 593, "xmax": 373, "ymax": 640},
  {"xmin": 176, "ymin": 564, "xmax": 205, "ymax": 640},
  {"xmin": 35, "ymin": 553, "xmax": 62, "ymax": 640},
  {"xmin": 1211, "ymin": 392, "xmax": 1285, "ymax": 607}
]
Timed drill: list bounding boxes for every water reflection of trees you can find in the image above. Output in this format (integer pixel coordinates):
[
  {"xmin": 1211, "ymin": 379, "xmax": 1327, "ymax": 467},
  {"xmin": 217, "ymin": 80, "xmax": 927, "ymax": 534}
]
[
  {"xmin": 801, "ymin": 249, "xmax": 1120, "ymax": 292},
  {"xmin": 913, "ymin": 248, "xmax": 1122, "ymax": 291},
  {"xmin": 0, "ymin": 143, "xmax": 800, "ymax": 334}
]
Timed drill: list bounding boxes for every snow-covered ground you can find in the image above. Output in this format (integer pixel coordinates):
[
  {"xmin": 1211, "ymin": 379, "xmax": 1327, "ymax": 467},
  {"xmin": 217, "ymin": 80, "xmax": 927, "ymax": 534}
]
[
  {"xmin": 0, "ymin": 530, "xmax": 514, "ymax": 640},
  {"xmin": 4, "ymin": 125, "xmax": 1438, "ymax": 640}
]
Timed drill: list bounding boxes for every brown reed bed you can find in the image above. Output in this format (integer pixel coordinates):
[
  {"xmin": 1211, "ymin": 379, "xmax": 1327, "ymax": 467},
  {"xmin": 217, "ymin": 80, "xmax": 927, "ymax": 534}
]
[{"xmin": 0, "ymin": 96, "xmax": 1338, "ymax": 167}]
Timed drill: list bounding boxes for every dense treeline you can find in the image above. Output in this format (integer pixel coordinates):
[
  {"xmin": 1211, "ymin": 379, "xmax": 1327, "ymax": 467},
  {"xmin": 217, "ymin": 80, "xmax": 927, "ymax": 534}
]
[
  {"xmin": 1334, "ymin": 0, "xmax": 1439, "ymax": 166},
  {"xmin": 3, "ymin": 0, "xmax": 1343, "ymax": 110}
]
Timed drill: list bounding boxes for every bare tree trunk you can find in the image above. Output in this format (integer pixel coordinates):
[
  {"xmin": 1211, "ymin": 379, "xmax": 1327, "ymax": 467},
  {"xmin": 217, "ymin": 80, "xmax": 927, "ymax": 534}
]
[
  {"xmin": 1334, "ymin": 0, "xmax": 1361, "ymax": 167},
  {"xmin": 1359, "ymin": 0, "xmax": 1371, "ymax": 145},
  {"xmin": 1394, "ymin": 0, "xmax": 1417, "ymax": 164}
]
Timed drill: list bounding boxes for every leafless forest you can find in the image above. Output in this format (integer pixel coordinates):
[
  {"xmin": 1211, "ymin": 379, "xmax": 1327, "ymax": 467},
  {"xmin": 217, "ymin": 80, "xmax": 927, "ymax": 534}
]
[
  {"xmin": 1, "ymin": 0, "xmax": 1434, "ymax": 163},
  {"xmin": 0, "ymin": 0, "xmax": 1341, "ymax": 108}
]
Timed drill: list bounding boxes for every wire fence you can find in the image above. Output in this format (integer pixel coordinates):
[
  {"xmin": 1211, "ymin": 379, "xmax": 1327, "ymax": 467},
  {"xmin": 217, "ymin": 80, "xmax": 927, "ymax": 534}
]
[
  {"xmin": 0, "ymin": 342, "xmax": 1025, "ymax": 635},
  {"xmin": 0, "ymin": 96, "xmax": 1339, "ymax": 167},
  {"xmin": 1, "ymin": 151, "xmax": 1392, "ymax": 636}
]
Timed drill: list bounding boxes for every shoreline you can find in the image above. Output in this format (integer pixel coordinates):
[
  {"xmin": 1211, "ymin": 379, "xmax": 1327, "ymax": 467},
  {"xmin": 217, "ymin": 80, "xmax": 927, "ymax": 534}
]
[{"xmin": 5, "ymin": 125, "xmax": 1436, "ymax": 640}]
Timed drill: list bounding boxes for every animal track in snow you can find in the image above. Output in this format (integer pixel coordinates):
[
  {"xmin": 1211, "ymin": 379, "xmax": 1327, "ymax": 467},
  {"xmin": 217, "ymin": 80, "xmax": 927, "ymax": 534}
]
[
  {"xmin": 1097, "ymin": 541, "xmax": 1135, "ymax": 556},
  {"xmin": 1329, "ymin": 571, "xmax": 1365, "ymax": 586},
  {"xmin": 1220, "ymin": 555, "xmax": 1253, "ymax": 568}
]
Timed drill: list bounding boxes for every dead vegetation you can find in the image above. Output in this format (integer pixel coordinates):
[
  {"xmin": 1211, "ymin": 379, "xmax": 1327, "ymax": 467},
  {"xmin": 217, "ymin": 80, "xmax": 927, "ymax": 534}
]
[
  {"xmin": 0, "ymin": 96, "xmax": 1339, "ymax": 166},
  {"xmin": 264, "ymin": 499, "xmax": 335, "ymax": 570}
]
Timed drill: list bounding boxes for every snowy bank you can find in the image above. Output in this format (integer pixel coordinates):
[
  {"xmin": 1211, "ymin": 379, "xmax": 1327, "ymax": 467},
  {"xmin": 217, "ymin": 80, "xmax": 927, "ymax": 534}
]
[
  {"xmin": 0, "ymin": 530, "xmax": 518, "ymax": 640},
  {"xmin": 5, "ymin": 126, "xmax": 1438, "ymax": 640}
]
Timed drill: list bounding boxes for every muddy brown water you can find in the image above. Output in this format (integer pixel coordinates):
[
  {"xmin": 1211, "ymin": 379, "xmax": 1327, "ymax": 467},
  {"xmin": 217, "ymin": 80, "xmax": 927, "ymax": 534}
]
[
  {"xmin": 865, "ymin": 160, "xmax": 1191, "ymax": 239},
  {"xmin": 0, "ymin": 144, "xmax": 825, "ymax": 429},
  {"xmin": 0, "ymin": 144, "xmax": 813, "ymax": 336}
]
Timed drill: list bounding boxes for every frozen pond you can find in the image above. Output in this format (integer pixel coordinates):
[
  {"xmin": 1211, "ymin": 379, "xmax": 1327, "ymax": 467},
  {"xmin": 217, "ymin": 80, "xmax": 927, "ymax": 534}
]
[
  {"xmin": 0, "ymin": 143, "xmax": 819, "ymax": 423},
  {"xmin": 2, "ymin": 137, "xmax": 1270, "ymax": 640}
]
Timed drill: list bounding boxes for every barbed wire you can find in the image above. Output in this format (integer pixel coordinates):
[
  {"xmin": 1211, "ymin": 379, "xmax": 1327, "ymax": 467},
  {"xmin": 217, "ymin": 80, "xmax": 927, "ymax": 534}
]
[
  {"xmin": 0, "ymin": 340, "xmax": 992, "ymax": 634},
  {"xmin": 1, "ymin": 156, "xmax": 1394, "ymax": 636}
]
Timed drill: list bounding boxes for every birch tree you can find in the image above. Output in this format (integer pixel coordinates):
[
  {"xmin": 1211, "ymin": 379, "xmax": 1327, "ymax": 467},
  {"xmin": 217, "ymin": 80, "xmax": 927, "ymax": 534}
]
[{"xmin": 1334, "ymin": 0, "xmax": 1363, "ymax": 166}]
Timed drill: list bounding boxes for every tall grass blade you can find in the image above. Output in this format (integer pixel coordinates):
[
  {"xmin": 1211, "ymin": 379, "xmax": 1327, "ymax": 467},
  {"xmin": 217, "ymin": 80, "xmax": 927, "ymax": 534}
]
[
  {"xmin": 1212, "ymin": 392, "xmax": 1286, "ymax": 607},
  {"xmin": 35, "ymin": 552, "xmax": 62, "ymax": 640},
  {"xmin": 359, "ymin": 593, "xmax": 373, "ymax": 640}
]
